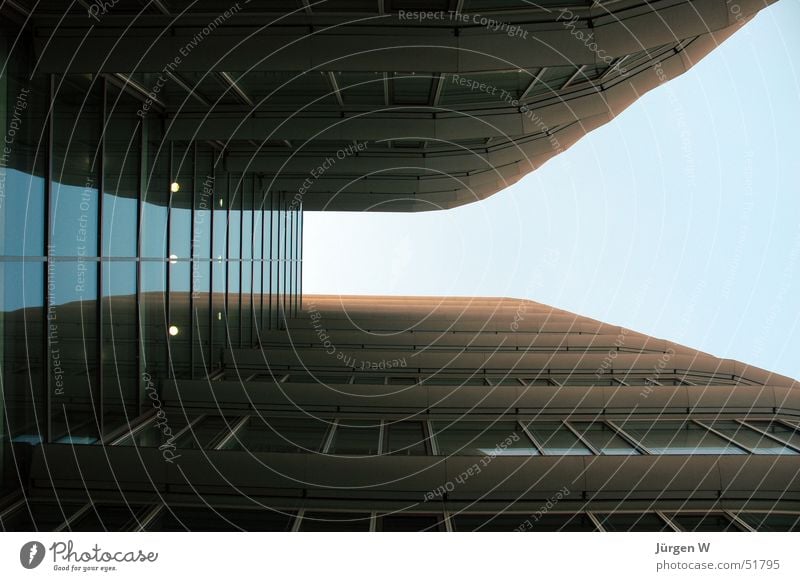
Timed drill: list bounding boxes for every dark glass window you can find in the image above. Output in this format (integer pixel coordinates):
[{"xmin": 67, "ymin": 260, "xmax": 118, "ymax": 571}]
[
  {"xmin": 299, "ymin": 512, "xmax": 371, "ymax": 532},
  {"xmin": 1, "ymin": 170, "xmax": 45, "ymax": 256},
  {"xmin": 147, "ymin": 506, "xmax": 295, "ymax": 531},
  {"xmin": 224, "ymin": 417, "xmax": 329, "ymax": 453},
  {"xmin": 67, "ymin": 504, "xmax": 152, "ymax": 532},
  {"xmin": 743, "ymin": 420, "xmax": 800, "ymax": 449},
  {"xmin": 569, "ymin": 421, "xmax": 640, "ymax": 455},
  {"xmin": 617, "ymin": 421, "xmax": 746, "ymax": 454},
  {"xmin": 434, "ymin": 421, "xmax": 539, "ymax": 456},
  {"xmin": 329, "ymin": 420, "xmax": 381, "ymax": 455},
  {"xmin": 525, "ymin": 422, "xmax": 592, "ymax": 455},
  {"xmin": 736, "ymin": 512, "xmax": 800, "ymax": 532},
  {"xmin": 0, "ymin": 501, "xmax": 84, "ymax": 532},
  {"xmin": 596, "ymin": 513, "xmax": 673, "ymax": 532},
  {"xmin": 669, "ymin": 513, "xmax": 742, "ymax": 532},
  {"xmin": 701, "ymin": 420, "xmax": 798, "ymax": 454},
  {"xmin": 379, "ymin": 514, "xmax": 445, "ymax": 532},
  {"xmin": 385, "ymin": 421, "xmax": 429, "ymax": 455},
  {"xmin": 141, "ymin": 200, "xmax": 168, "ymax": 258},
  {"xmin": 174, "ymin": 416, "xmax": 236, "ymax": 450},
  {"xmin": 518, "ymin": 513, "xmax": 597, "ymax": 532},
  {"xmin": 452, "ymin": 514, "xmax": 530, "ymax": 532}
]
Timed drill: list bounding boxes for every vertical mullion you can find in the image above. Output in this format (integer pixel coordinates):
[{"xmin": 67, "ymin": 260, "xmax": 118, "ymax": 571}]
[
  {"xmin": 225, "ymin": 172, "xmax": 231, "ymax": 351},
  {"xmin": 250, "ymin": 180, "xmax": 255, "ymax": 345},
  {"xmin": 269, "ymin": 192, "xmax": 274, "ymax": 329},
  {"xmin": 96, "ymin": 75, "xmax": 106, "ymax": 436},
  {"xmin": 298, "ymin": 203, "xmax": 302, "ymax": 312},
  {"xmin": 165, "ymin": 140, "xmax": 172, "ymax": 379},
  {"xmin": 208, "ymin": 151, "xmax": 215, "ymax": 370},
  {"xmin": 43, "ymin": 73, "xmax": 54, "ymax": 443},
  {"xmin": 135, "ymin": 117, "xmax": 146, "ymax": 414},
  {"xmin": 259, "ymin": 184, "xmax": 265, "ymax": 332},
  {"xmin": 190, "ymin": 141, "xmax": 196, "ymax": 379},
  {"xmin": 289, "ymin": 207, "xmax": 294, "ymax": 316},
  {"xmin": 238, "ymin": 176, "xmax": 244, "ymax": 347},
  {"xmin": 283, "ymin": 194, "xmax": 288, "ymax": 322}
]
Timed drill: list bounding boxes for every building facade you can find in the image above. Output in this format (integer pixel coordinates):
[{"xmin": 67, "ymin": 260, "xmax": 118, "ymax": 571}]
[
  {"xmin": 2, "ymin": 0, "xmax": 798, "ymax": 531},
  {"xmin": 3, "ymin": 295, "xmax": 800, "ymax": 531}
]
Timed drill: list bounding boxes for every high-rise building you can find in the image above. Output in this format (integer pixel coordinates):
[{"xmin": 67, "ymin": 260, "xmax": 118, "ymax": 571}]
[
  {"xmin": 2, "ymin": 1, "xmax": 797, "ymax": 531},
  {"xmin": 3, "ymin": 295, "xmax": 799, "ymax": 531}
]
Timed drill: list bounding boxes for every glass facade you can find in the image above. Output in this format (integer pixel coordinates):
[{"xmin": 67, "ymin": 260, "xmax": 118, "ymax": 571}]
[
  {"xmin": 0, "ymin": 34, "xmax": 302, "ymax": 495},
  {"xmin": 3, "ymin": 501, "xmax": 796, "ymax": 532},
  {"xmin": 92, "ymin": 414, "xmax": 800, "ymax": 457}
]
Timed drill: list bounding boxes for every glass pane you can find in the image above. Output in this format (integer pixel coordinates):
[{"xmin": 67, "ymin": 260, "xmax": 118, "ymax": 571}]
[
  {"xmin": 299, "ymin": 512, "xmax": 371, "ymax": 532},
  {"xmin": 380, "ymin": 514, "xmax": 444, "ymax": 532},
  {"xmin": 117, "ymin": 415, "xmax": 191, "ymax": 448},
  {"xmin": 669, "ymin": 513, "xmax": 741, "ymax": 532},
  {"xmin": 702, "ymin": 420, "xmax": 798, "ymax": 454},
  {"xmin": 67, "ymin": 504, "xmax": 151, "ymax": 532},
  {"xmin": 102, "ymin": 261, "xmax": 137, "ymax": 426},
  {"xmin": 174, "ymin": 416, "xmax": 235, "ymax": 450},
  {"xmin": 433, "ymin": 421, "xmax": 539, "ymax": 456},
  {"xmin": 1, "ymin": 170, "xmax": 45, "ymax": 256},
  {"xmin": 736, "ymin": 512, "xmax": 800, "ymax": 532},
  {"xmin": 224, "ymin": 417, "xmax": 329, "ymax": 453},
  {"xmin": 50, "ymin": 260, "xmax": 98, "ymax": 441},
  {"xmin": 147, "ymin": 506, "xmax": 295, "ymax": 531},
  {"xmin": 141, "ymin": 199, "xmax": 168, "ymax": 258},
  {"xmin": 330, "ymin": 420, "xmax": 380, "ymax": 455},
  {"xmin": 525, "ymin": 422, "xmax": 592, "ymax": 455},
  {"xmin": 0, "ymin": 501, "xmax": 84, "ymax": 531},
  {"xmin": 1, "ymin": 261, "xmax": 44, "ymax": 441},
  {"xmin": 169, "ymin": 207, "xmax": 191, "ymax": 259},
  {"xmin": 596, "ymin": 513, "xmax": 673, "ymax": 532},
  {"xmin": 518, "ymin": 513, "xmax": 597, "ymax": 532},
  {"xmin": 569, "ymin": 422, "xmax": 640, "ymax": 455},
  {"xmin": 386, "ymin": 421, "xmax": 429, "ymax": 455},
  {"xmin": 617, "ymin": 421, "xmax": 746, "ymax": 454},
  {"xmin": 52, "ymin": 75, "xmax": 100, "ymax": 258},
  {"xmin": 451, "ymin": 514, "xmax": 531, "ymax": 532},
  {"xmin": 352, "ymin": 375, "xmax": 385, "ymax": 384},
  {"xmin": 744, "ymin": 421, "xmax": 800, "ymax": 449}
]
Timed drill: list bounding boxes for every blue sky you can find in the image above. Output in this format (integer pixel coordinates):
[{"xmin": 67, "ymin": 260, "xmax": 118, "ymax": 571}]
[{"xmin": 304, "ymin": 1, "xmax": 800, "ymax": 380}]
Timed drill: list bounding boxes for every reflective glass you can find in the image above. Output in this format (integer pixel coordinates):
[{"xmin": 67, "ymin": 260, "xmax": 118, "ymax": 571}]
[
  {"xmin": 224, "ymin": 417, "xmax": 329, "ymax": 453},
  {"xmin": 569, "ymin": 421, "xmax": 640, "ymax": 455},
  {"xmin": 525, "ymin": 422, "xmax": 592, "ymax": 455},
  {"xmin": 434, "ymin": 421, "xmax": 539, "ymax": 456},
  {"xmin": 701, "ymin": 420, "xmax": 798, "ymax": 454},
  {"xmin": 617, "ymin": 421, "xmax": 746, "ymax": 454}
]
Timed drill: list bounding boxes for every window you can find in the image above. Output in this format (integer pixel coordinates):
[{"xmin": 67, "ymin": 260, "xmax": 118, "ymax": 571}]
[
  {"xmin": 225, "ymin": 417, "xmax": 329, "ymax": 453},
  {"xmin": 451, "ymin": 514, "xmax": 528, "ymax": 532},
  {"xmin": 525, "ymin": 422, "xmax": 592, "ymax": 455},
  {"xmin": 668, "ymin": 513, "xmax": 742, "ymax": 532},
  {"xmin": 569, "ymin": 422, "xmax": 640, "ymax": 455},
  {"xmin": 521, "ymin": 513, "xmax": 597, "ymax": 532},
  {"xmin": 742, "ymin": 420, "xmax": 800, "ymax": 450},
  {"xmin": 0, "ymin": 502, "xmax": 84, "ymax": 532},
  {"xmin": 147, "ymin": 507, "xmax": 295, "ymax": 531},
  {"xmin": 595, "ymin": 513, "xmax": 673, "ymax": 532},
  {"xmin": 433, "ymin": 421, "xmax": 538, "ymax": 456},
  {"xmin": 379, "ymin": 514, "xmax": 445, "ymax": 532},
  {"xmin": 329, "ymin": 420, "xmax": 381, "ymax": 455},
  {"xmin": 299, "ymin": 512, "xmax": 371, "ymax": 532},
  {"xmin": 616, "ymin": 421, "xmax": 746, "ymax": 454},
  {"xmin": 175, "ymin": 416, "xmax": 237, "ymax": 450},
  {"xmin": 67, "ymin": 504, "xmax": 152, "ymax": 532},
  {"xmin": 736, "ymin": 512, "xmax": 800, "ymax": 532},
  {"xmin": 385, "ymin": 421, "xmax": 429, "ymax": 455},
  {"xmin": 698, "ymin": 420, "xmax": 798, "ymax": 454}
]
